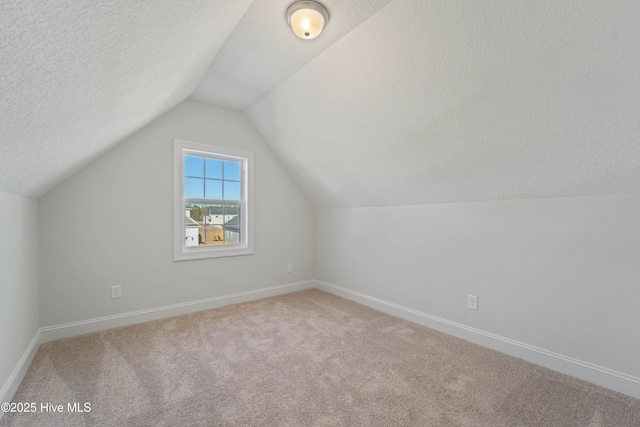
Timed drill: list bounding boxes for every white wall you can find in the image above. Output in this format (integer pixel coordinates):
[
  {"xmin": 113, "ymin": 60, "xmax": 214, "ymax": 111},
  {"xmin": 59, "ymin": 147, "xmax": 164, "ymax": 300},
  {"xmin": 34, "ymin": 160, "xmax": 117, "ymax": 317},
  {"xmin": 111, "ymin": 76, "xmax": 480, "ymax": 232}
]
[
  {"xmin": 316, "ymin": 193, "xmax": 640, "ymax": 379},
  {"xmin": 38, "ymin": 100, "xmax": 315, "ymax": 327},
  {"xmin": 0, "ymin": 191, "xmax": 39, "ymax": 400}
]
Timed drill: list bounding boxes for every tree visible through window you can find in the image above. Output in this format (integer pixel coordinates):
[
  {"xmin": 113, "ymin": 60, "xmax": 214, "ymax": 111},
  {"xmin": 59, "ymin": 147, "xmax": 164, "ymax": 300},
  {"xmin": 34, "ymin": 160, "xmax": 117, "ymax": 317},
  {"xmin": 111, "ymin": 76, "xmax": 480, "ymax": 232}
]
[{"xmin": 174, "ymin": 140, "xmax": 253, "ymax": 261}]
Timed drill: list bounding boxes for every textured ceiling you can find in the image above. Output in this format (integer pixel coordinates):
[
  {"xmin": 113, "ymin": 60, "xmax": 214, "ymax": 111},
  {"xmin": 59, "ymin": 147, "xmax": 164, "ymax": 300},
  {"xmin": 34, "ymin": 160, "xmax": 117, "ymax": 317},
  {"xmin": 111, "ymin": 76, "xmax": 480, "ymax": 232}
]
[
  {"xmin": 2, "ymin": 0, "xmax": 639, "ymax": 206},
  {"xmin": 247, "ymin": 0, "xmax": 640, "ymax": 207},
  {"xmin": 0, "ymin": 0, "xmax": 252, "ymax": 197}
]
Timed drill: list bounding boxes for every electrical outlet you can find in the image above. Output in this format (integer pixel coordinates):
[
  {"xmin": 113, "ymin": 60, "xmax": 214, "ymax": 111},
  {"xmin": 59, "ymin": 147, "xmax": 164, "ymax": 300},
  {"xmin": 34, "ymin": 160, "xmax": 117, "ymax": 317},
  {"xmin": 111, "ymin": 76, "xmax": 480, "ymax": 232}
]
[
  {"xmin": 287, "ymin": 264, "xmax": 293, "ymax": 273},
  {"xmin": 467, "ymin": 294, "xmax": 478, "ymax": 310},
  {"xmin": 111, "ymin": 285, "xmax": 122, "ymax": 299}
]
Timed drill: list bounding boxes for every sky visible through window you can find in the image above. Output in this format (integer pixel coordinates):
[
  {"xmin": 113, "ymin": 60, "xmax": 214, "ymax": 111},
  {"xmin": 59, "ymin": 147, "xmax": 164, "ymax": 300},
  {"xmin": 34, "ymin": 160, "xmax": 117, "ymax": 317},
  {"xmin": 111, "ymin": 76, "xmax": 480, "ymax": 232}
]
[
  {"xmin": 184, "ymin": 155, "xmax": 241, "ymax": 201},
  {"xmin": 175, "ymin": 140, "xmax": 252, "ymax": 259}
]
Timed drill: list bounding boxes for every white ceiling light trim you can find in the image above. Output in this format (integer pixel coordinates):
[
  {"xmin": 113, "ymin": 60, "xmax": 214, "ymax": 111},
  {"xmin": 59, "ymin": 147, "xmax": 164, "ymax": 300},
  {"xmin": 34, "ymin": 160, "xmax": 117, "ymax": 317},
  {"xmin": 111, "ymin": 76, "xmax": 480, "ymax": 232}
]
[{"xmin": 286, "ymin": 0, "xmax": 329, "ymax": 39}]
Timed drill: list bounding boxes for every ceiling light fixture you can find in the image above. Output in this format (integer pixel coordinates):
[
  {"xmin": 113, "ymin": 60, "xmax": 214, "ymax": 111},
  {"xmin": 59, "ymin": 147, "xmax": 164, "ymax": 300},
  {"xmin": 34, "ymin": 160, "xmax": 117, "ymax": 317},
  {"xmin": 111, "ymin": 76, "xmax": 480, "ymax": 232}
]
[{"xmin": 285, "ymin": 1, "xmax": 329, "ymax": 40}]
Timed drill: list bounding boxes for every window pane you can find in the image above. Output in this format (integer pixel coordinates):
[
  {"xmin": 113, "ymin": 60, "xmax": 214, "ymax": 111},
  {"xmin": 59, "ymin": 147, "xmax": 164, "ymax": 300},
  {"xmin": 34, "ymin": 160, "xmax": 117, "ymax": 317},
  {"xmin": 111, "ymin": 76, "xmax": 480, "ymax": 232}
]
[
  {"xmin": 224, "ymin": 161, "xmax": 241, "ymax": 181},
  {"xmin": 224, "ymin": 206, "xmax": 241, "ymax": 245},
  {"xmin": 185, "ymin": 203, "xmax": 205, "ymax": 222},
  {"xmin": 185, "ymin": 178, "xmax": 204, "ymax": 199},
  {"xmin": 224, "ymin": 181, "xmax": 241, "ymax": 201},
  {"xmin": 185, "ymin": 156, "xmax": 204, "ymax": 178},
  {"xmin": 205, "ymin": 179, "xmax": 222, "ymax": 200},
  {"xmin": 201, "ymin": 204, "xmax": 239, "ymax": 245},
  {"xmin": 204, "ymin": 205, "xmax": 225, "ymax": 226},
  {"xmin": 185, "ymin": 204, "xmax": 204, "ymax": 246},
  {"xmin": 205, "ymin": 158, "xmax": 223, "ymax": 179}
]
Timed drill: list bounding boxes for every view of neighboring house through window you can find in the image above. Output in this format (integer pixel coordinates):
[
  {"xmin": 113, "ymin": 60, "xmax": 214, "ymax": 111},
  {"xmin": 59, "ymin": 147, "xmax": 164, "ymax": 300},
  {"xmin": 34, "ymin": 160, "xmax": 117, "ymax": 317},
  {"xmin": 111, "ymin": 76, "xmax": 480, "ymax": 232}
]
[
  {"xmin": 174, "ymin": 139, "xmax": 253, "ymax": 261},
  {"xmin": 184, "ymin": 155, "xmax": 241, "ymax": 246}
]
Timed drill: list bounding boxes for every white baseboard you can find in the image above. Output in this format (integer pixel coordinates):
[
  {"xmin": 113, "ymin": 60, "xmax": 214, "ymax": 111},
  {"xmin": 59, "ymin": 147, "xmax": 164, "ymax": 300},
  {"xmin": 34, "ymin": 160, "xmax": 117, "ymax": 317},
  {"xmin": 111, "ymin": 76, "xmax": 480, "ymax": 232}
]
[
  {"xmin": 40, "ymin": 280, "xmax": 315, "ymax": 343},
  {"xmin": 2, "ymin": 280, "xmax": 314, "ymax": 417},
  {"xmin": 0, "ymin": 330, "xmax": 41, "ymax": 421},
  {"xmin": 316, "ymin": 280, "xmax": 640, "ymax": 400},
  {"xmin": 7, "ymin": 278, "xmax": 638, "ymax": 415}
]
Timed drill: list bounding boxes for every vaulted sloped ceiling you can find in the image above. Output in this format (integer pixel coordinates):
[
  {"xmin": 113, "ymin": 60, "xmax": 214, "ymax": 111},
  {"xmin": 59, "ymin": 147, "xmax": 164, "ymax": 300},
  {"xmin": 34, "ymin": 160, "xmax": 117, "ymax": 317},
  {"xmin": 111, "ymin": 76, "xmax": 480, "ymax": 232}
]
[
  {"xmin": 190, "ymin": 0, "xmax": 395, "ymax": 111},
  {"xmin": 246, "ymin": 0, "xmax": 640, "ymax": 207},
  {"xmin": 2, "ymin": 0, "xmax": 639, "ymax": 206},
  {"xmin": 0, "ymin": 0, "xmax": 252, "ymax": 197}
]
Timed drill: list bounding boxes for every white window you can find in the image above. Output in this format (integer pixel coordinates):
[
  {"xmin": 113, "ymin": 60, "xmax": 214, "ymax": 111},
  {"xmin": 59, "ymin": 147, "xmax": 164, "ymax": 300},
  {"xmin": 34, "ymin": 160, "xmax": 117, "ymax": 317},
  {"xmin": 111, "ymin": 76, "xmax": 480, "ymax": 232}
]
[{"xmin": 174, "ymin": 139, "xmax": 253, "ymax": 261}]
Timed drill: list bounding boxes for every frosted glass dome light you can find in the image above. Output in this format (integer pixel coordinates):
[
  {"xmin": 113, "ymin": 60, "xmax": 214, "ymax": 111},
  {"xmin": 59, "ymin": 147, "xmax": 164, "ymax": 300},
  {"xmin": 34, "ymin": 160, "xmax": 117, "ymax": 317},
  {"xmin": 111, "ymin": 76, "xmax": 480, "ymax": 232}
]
[{"xmin": 286, "ymin": 1, "xmax": 329, "ymax": 40}]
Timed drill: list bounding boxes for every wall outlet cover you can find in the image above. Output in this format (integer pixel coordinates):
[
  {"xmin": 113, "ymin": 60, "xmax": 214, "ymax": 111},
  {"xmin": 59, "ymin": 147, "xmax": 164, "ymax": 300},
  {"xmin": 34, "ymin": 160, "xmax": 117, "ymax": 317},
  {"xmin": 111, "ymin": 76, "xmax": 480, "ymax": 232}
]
[
  {"xmin": 111, "ymin": 285, "xmax": 122, "ymax": 299},
  {"xmin": 468, "ymin": 294, "xmax": 478, "ymax": 310}
]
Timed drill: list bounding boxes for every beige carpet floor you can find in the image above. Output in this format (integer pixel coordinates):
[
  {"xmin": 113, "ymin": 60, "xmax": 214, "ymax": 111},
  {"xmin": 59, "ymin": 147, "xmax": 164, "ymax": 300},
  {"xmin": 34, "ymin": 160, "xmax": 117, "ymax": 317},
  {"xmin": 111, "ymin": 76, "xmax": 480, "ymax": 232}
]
[{"xmin": 2, "ymin": 289, "xmax": 640, "ymax": 426}]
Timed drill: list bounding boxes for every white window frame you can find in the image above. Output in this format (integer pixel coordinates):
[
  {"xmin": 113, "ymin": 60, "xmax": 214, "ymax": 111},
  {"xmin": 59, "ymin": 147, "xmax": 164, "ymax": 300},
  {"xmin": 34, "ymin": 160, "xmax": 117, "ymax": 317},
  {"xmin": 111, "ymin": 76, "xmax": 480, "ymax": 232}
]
[{"xmin": 173, "ymin": 139, "xmax": 254, "ymax": 261}]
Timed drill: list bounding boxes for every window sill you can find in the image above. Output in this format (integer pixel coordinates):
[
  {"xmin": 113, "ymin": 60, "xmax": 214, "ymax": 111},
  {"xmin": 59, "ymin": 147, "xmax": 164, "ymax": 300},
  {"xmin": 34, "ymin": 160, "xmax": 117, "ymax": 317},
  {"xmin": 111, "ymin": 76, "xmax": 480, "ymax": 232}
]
[{"xmin": 174, "ymin": 246, "xmax": 254, "ymax": 261}]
